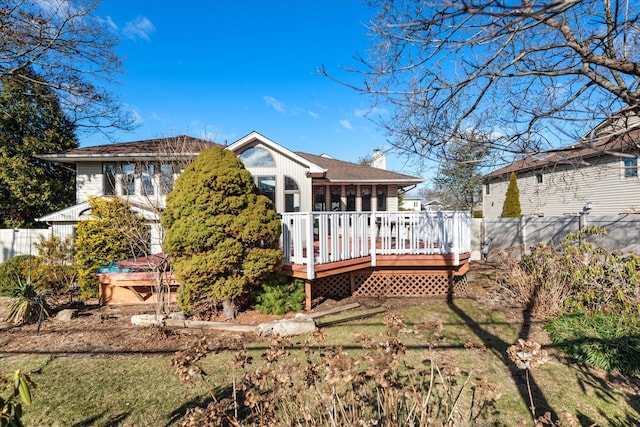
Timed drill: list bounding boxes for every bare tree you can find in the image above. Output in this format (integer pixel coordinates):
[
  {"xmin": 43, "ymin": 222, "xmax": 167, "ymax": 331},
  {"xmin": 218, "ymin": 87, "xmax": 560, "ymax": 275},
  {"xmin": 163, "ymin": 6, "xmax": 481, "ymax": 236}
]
[
  {"xmin": 0, "ymin": 0, "xmax": 133, "ymax": 134},
  {"xmin": 324, "ymin": 0, "xmax": 640, "ymax": 164},
  {"xmin": 120, "ymin": 135, "xmax": 214, "ymax": 316}
]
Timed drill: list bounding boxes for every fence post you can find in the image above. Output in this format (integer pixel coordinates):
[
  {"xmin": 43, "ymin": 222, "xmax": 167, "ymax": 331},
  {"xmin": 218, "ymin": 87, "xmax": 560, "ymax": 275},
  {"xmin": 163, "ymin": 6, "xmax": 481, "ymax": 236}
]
[{"xmin": 520, "ymin": 215, "xmax": 527, "ymax": 255}]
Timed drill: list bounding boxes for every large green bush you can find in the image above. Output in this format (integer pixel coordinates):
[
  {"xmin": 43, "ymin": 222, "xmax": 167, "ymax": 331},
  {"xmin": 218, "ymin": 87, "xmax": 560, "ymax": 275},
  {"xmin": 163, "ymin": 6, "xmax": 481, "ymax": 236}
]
[
  {"xmin": 0, "ymin": 255, "xmax": 35, "ymax": 297},
  {"xmin": 74, "ymin": 197, "xmax": 149, "ymax": 298},
  {"xmin": 161, "ymin": 146, "xmax": 282, "ymax": 318}
]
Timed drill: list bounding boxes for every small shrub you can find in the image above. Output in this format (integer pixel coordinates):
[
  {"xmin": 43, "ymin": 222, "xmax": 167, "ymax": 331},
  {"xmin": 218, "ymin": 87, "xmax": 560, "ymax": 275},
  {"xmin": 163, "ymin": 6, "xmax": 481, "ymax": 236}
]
[
  {"xmin": 254, "ymin": 273, "xmax": 305, "ymax": 315},
  {"xmin": 32, "ymin": 235, "xmax": 78, "ymax": 303},
  {"xmin": 74, "ymin": 197, "xmax": 150, "ymax": 298},
  {"xmin": 545, "ymin": 311, "xmax": 640, "ymax": 374},
  {"xmin": 0, "ymin": 255, "xmax": 35, "ymax": 297},
  {"xmin": 6, "ymin": 276, "xmax": 52, "ymax": 325}
]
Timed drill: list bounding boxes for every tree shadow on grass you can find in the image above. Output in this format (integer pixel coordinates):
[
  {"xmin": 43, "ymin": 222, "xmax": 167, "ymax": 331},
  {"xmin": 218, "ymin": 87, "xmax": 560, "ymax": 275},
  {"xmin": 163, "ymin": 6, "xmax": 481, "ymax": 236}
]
[
  {"xmin": 70, "ymin": 410, "xmax": 130, "ymax": 427},
  {"xmin": 166, "ymin": 384, "xmax": 251, "ymax": 427},
  {"xmin": 570, "ymin": 352, "xmax": 640, "ymax": 426},
  {"xmin": 446, "ymin": 289, "xmax": 558, "ymax": 423}
]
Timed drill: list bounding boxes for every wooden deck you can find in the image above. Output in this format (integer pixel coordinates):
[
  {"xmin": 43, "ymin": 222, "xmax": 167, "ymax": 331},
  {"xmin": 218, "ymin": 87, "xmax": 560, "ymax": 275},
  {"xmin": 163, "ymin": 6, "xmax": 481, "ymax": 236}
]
[
  {"xmin": 279, "ymin": 211, "xmax": 472, "ymax": 310},
  {"xmin": 96, "ymin": 211, "xmax": 472, "ymax": 309}
]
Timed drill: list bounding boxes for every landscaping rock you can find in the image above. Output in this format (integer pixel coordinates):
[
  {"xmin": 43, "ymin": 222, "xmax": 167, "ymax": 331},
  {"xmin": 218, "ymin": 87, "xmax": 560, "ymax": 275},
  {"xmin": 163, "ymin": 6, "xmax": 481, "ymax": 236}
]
[
  {"xmin": 168, "ymin": 311, "xmax": 185, "ymax": 320},
  {"xmin": 257, "ymin": 318, "xmax": 316, "ymax": 337},
  {"xmin": 131, "ymin": 314, "xmax": 165, "ymax": 326},
  {"xmin": 56, "ymin": 309, "xmax": 78, "ymax": 321}
]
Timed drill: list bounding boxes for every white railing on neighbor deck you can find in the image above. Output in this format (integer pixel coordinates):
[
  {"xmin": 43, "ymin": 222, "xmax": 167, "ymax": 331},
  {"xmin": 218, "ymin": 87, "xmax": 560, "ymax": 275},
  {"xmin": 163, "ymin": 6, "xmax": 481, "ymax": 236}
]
[{"xmin": 280, "ymin": 211, "xmax": 471, "ymax": 280}]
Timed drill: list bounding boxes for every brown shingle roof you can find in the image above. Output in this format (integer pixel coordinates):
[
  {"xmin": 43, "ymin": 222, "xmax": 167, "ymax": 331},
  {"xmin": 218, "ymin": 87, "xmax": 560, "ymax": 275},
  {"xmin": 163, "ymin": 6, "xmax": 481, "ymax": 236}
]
[
  {"xmin": 485, "ymin": 127, "xmax": 640, "ymax": 179},
  {"xmin": 40, "ymin": 135, "xmax": 218, "ymax": 162},
  {"xmin": 295, "ymin": 152, "xmax": 422, "ymax": 184}
]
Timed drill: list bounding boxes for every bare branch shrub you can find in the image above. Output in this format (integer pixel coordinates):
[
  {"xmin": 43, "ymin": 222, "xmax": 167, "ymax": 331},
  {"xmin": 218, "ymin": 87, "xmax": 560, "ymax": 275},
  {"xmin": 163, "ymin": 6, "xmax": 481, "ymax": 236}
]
[
  {"xmin": 497, "ymin": 226, "xmax": 640, "ymax": 319},
  {"xmin": 173, "ymin": 318, "xmax": 500, "ymax": 426}
]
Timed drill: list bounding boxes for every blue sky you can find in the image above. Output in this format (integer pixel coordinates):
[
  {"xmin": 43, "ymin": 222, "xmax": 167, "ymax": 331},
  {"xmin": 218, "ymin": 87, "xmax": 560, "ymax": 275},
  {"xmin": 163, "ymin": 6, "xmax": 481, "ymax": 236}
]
[{"xmin": 86, "ymin": 1, "xmax": 420, "ymax": 178}]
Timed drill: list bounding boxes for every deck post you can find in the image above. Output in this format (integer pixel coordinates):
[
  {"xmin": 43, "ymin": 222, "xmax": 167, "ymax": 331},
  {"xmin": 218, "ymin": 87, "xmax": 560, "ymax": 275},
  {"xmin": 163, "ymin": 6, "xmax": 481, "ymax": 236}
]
[{"xmin": 305, "ymin": 279, "xmax": 312, "ymax": 312}]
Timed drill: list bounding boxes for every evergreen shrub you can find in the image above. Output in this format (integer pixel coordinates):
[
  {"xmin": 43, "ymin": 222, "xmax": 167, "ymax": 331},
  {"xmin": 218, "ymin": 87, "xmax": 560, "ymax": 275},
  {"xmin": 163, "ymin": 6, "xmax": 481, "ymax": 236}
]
[
  {"xmin": 255, "ymin": 273, "xmax": 305, "ymax": 315},
  {"xmin": 501, "ymin": 171, "xmax": 521, "ymax": 217}
]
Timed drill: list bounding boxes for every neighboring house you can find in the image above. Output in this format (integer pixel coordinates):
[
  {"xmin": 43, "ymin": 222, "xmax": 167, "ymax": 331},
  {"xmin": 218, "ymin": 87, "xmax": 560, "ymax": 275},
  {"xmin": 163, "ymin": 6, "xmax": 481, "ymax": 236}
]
[
  {"xmin": 400, "ymin": 196, "xmax": 422, "ymax": 211},
  {"xmin": 483, "ymin": 115, "xmax": 640, "ymax": 218},
  {"xmin": 37, "ymin": 131, "xmax": 423, "ymax": 251},
  {"xmin": 423, "ymin": 199, "xmax": 447, "ymax": 212}
]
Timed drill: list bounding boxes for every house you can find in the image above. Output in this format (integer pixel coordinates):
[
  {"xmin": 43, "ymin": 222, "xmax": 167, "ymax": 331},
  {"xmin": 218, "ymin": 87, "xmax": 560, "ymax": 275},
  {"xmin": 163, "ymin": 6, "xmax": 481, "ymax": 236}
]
[
  {"xmin": 38, "ymin": 131, "xmax": 471, "ymax": 307},
  {"xmin": 38, "ymin": 132, "xmax": 422, "ymax": 245},
  {"xmin": 400, "ymin": 196, "xmax": 422, "ymax": 211},
  {"xmin": 483, "ymin": 115, "xmax": 640, "ymax": 218}
]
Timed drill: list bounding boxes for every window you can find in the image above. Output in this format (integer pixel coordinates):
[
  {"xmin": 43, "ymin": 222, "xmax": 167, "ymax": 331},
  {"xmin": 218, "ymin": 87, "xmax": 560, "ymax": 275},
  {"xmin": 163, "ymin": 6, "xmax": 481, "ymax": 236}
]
[
  {"xmin": 330, "ymin": 185, "xmax": 342, "ymax": 211},
  {"xmin": 361, "ymin": 186, "xmax": 372, "ymax": 211},
  {"xmin": 238, "ymin": 147, "xmax": 275, "ymax": 167},
  {"xmin": 159, "ymin": 163, "xmax": 174, "ymax": 194},
  {"xmin": 256, "ymin": 176, "xmax": 276, "ymax": 205},
  {"xmin": 103, "ymin": 162, "xmax": 116, "ymax": 195},
  {"xmin": 284, "ymin": 176, "xmax": 300, "ymax": 212},
  {"xmin": 624, "ymin": 157, "xmax": 638, "ymax": 178},
  {"xmin": 314, "ymin": 186, "xmax": 326, "ymax": 211},
  {"xmin": 141, "ymin": 164, "xmax": 155, "ymax": 195},
  {"xmin": 121, "ymin": 163, "xmax": 136, "ymax": 196},
  {"xmin": 485, "ymin": 183, "xmax": 491, "ymax": 195},
  {"xmin": 376, "ymin": 185, "xmax": 387, "ymax": 211},
  {"xmin": 346, "ymin": 185, "xmax": 356, "ymax": 211},
  {"xmin": 535, "ymin": 173, "xmax": 543, "ymax": 184}
]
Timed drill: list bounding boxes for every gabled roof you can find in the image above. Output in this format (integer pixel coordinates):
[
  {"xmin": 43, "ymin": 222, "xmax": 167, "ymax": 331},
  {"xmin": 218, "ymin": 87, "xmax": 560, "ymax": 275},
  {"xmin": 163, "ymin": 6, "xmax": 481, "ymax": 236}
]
[
  {"xmin": 227, "ymin": 131, "xmax": 326, "ymax": 175},
  {"xmin": 485, "ymin": 125, "xmax": 640, "ymax": 179},
  {"xmin": 39, "ymin": 135, "xmax": 218, "ymax": 163},
  {"xmin": 295, "ymin": 151, "xmax": 423, "ymax": 185},
  {"xmin": 37, "ymin": 202, "xmax": 92, "ymax": 222},
  {"xmin": 227, "ymin": 131, "xmax": 422, "ymax": 185},
  {"xmin": 37, "ymin": 199, "xmax": 160, "ymax": 223}
]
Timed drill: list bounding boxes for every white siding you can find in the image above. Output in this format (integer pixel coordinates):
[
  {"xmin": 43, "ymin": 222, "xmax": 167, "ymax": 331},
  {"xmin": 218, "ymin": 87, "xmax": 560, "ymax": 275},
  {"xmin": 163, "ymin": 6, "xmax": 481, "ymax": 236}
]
[
  {"xmin": 484, "ymin": 152, "xmax": 640, "ymax": 217},
  {"xmin": 386, "ymin": 185, "xmax": 399, "ymax": 211},
  {"xmin": 76, "ymin": 162, "xmax": 103, "ymax": 203},
  {"xmin": 239, "ymin": 142, "xmax": 313, "ymax": 213}
]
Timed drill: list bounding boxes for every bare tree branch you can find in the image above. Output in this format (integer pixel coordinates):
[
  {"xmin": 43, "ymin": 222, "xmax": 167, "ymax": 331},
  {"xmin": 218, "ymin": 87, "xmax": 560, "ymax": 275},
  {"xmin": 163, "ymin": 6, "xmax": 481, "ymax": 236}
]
[
  {"xmin": 0, "ymin": 0, "xmax": 133, "ymax": 135},
  {"xmin": 328, "ymin": 0, "xmax": 640, "ymax": 164}
]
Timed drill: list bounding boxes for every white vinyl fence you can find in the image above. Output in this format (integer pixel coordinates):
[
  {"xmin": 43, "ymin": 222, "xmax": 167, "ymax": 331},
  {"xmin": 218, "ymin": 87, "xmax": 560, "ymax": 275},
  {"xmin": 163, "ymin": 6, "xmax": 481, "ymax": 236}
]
[
  {"xmin": 473, "ymin": 215, "xmax": 640, "ymax": 260},
  {"xmin": 0, "ymin": 228, "xmax": 51, "ymax": 263},
  {"xmin": 2, "ymin": 214, "xmax": 638, "ymax": 265}
]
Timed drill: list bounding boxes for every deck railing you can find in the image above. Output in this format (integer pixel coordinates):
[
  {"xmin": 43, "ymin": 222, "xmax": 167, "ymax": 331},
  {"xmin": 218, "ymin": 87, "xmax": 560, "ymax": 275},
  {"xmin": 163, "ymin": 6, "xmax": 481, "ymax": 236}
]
[{"xmin": 280, "ymin": 211, "xmax": 471, "ymax": 279}]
